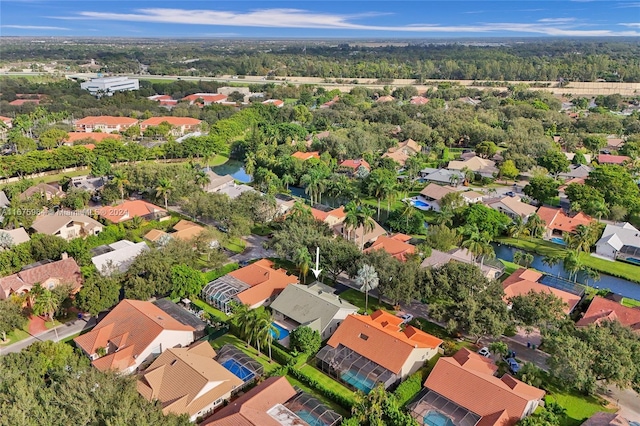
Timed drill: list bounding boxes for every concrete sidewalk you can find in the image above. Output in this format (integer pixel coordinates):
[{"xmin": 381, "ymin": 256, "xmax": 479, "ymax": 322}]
[{"xmin": 0, "ymin": 316, "xmax": 96, "ymax": 355}]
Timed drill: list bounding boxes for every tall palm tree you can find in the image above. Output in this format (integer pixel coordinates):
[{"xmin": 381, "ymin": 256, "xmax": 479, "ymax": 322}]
[
  {"xmin": 289, "ymin": 200, "xmax": 313, "ymax": 221},
  {"xmin": 32, "ymin": 289, "xmax": 60, "ymax": 324},
  {"xmin": 202, "ymin": 151, "xmax": 216, "ymax": 170},
  {"xmin": 583, "ymin": 267, "xmax": 600, "ymax": 288},
  {"xmin": 0, "ymin": 231, "xmax": 14, "ymax": 250},
  {"xmin": 368, "ymin": 172, "xmax": 386, "ymax": 220},
  {"xmin": 400, "ymin": 200, "xmax": 416, "ymax": 230},
  {"xmin": 254, "ymin": 309, "xmax": 278, "ymax": 360},
  {"xmin": 155, "ymin": 178, "xmax": 174, "ymax": 210},
  {"xmin": 232, "ymin": 303, "xmax": 258, "ymax": 347},
  {"xmin": 524, "ymin": 213, "xmax": 545, "ymax": 240},
  {"xmin": 590, "ymin": 201, "xmax": 609, "ymax": 223},
  {"xmin": 355, "ymin": 264, "xmax": 379, "ymax": 314},
  {"xmin": 281, "ymin": 173, "xmax": 295, "ymax": 191},
  {"xmin": 293, "ymin": 247, "xmax": 312, "ymax": 284},
  {"xmin": 542, "ymin": 254, "xmax": 563, "ymax": 277},
  {"xmin": 449, "ymin": 173, "xmax": 460, "ymax": 187},
  {"xmin": 2, "ymin": 199, "xmax": 22, "ymax": 229},
  {"xmin": 244, "ymin": 152, "xmax": 256, "ymax": 177},
  {"xmin": 357, "ymin": 205, "xmax": 376, "ymax": 250},
  {"xmin": 461, "ymin": 229, "xmax": 495, "ymax": 267},
  {"xmin": 194, "ymin": 170, "xmax": 210, "ymax": 189},
  {"xmin": 508, "ymin": 216, "xmax": 527, "ymax": 240},
  {"xmin": 563, "ymin": 250, "xmax": 582, "ymax": 283},
  {"xmin": 111, "ymin": 170, "xmax": 130, "ymax": 203},
  {"xmin": 343, "ymin": 201, "xmax": 360, "ymax": 242}
]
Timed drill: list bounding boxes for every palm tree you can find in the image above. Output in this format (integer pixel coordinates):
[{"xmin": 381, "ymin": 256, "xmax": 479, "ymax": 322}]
[
  {"xmin": 244, "ymin": 152, "xmax": 256, "ymax": 177},
  {"xmin": 461, "ymin": 166, "xmax": 474, "ymax": 185},
  {"xmin": 368, "ymin": 172, "xmax": 386, "ymax": 220},
  {"xmin": 0, "ymin": 231, "xmax": 14, "ymax": 250},
  {"xmin": 590, "ymin": 201, "xmax": 609, "ymax": 223},
  {"xmin": 281, "ymin": 174, "xmax": 295, "ymax": 191},
  {"xmin": 32, "ymin": 289, "xmax": 60, "ymax": 324},
  {"xmin": 343, "ymin": 201, "xmax": 360, "ymax": 242},
  {"xmin": 194, "ymin": 170, "xmax": 210, "ymax": 189},
  {"xmin": 202, "ymin": 151, "xmax": 216, "ymax": 170},
  {"xmin": 232, "ymin": 303, "xmax": 258, "ymax": 347},
  {"xmin": 293, "ymin": 247, "xmax": 312, "ymax": 284},
  {"xmin": 462, "ymin": 229, "xmax": 495, "ymax": 267},
  {"xmin": 111, "ymin": 170, "xmax": 130, "ymax": 203},
  {"xmin": 542, "ymin": 254, "xmax": 563, "ymax": 277},
  {"xmin": 155, "ymin": 178, "xmax": 174, "ymax": 210},
  {"xmin": 524, "ymin": 213, "xmax": 545, "ymax": 240},
  {"xmin": 289, "ymin": 200, "xmax": 313, "ymax": 221},
  {"xmin": 400, "ymin": 200, "xmax": 416, "ymax": 230},
  {"xmin": 254, "ymin": 309, "xmax": 278, "ymax": 360},
  {"xmin": 357, "ymin": 205, "xmax": 376, "ymax": 250},
  {"xmin": 563, "ymin": 250, "xmax": 582, "ymax": 283},
  {"xmin": 513, "ymin": 250, "xmax": 534, "ymax": 268},
  {"xmin": 508, "ymin": 216, "xmax": 527, "ymax": 240},
  {"xmin": 583, "ymin": 267, "xmax": 600, "ymax": 288},
  {"xmin": 449, "ymin": 173, "xmax": 460, "ymax": 187},
  {"xmin": 2, "ymin": 198, "xmax": 24, "ymax": 230},
  {"xmin": 356, "ymin": 264, "xmax": 379, "ymax": 314}
]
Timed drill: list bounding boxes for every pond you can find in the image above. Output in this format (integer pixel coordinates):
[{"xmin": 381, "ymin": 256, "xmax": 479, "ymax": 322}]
[
  {"xmin": 211, "ymin": 160, "xmax": 252, "ymax": 183},
  {"xmin": 493, "ymin": 243, "xmax": 640, "ymax": 300}
]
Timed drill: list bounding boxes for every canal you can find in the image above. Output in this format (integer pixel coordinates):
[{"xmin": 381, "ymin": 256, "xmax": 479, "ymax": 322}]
[
  {"xmin": 211, "ymin": 160, "xmax": 252, "ymax": 183},
  {"xmin": 493, "ymin": 243, "xmax": 640, "ymax": 300}
]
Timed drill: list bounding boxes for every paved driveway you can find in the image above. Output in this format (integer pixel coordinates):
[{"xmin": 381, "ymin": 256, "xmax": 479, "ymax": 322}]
[{"xmin": 229, "ymin": 235, "xmax": 276, "ymax": 263}]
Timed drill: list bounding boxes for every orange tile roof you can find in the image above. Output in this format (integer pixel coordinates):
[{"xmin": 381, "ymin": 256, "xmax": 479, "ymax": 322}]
[
  {"xmin": 425, "ymin": 348, "xmax": 545, "ymax": 426},
  {"xmin": 576, "ymin": 296, "xmax": 640, "ymax": 332},
  {"xmin": 9, "ymin": 99, "xmax": 40, "ymax": 106},
  {"xmin": 97, "ymin": 200, "xmax": 166, "ymax": 223},
  {"xmin": 0, "ymin": 116, "xmax": 12, "ymax": 124},
  {"xmin": 0, "ymin": 257, "xmax": 82, "ymax": 299},
  {"xmin": 140, "ymin": 116, "xmax": 202, "ymax": 127},
  {"xmin": 171, "ymin": 220, "xmax": 205, "ymax": 241},
  {"xmin": 364, "ymin": 233, "xmax": 416, "ymax": 261},
  {"xmin": 74, "ymin": 299, "xmax": 194, "ymax": 372},
  {"xmin": 291, "ymin": 151, "xmax": 320, "ymax": 161},
  {"xmin": 410, "ymin": 96, "xmax": 430, "ymax": 105},
  {"xmin": 228, "ymin": 259, "xmax": 298, "ymax": 306},
  {"xmin": 536, "ymin": 206, "xmax": 593, "ymax": 234},
  {"xmin": 262, "ymin": 99, "xmax": 284, "ymax": 107},
  {"xmin": 182, "ymin": 93, "xmax": 227, "ymax": 103},
  {"xmin": 502, "ymin": 268, "xmax": 581, "ymax": 314},
  {"xmin": 75, "ymin": 116, "xmax": 138, "ymax": 126},
  {"xmin": 326, "ymin": 310, "xmax": 443, "ymax": 374},
  {"xmin": 310, "ymin": 206, "xmax": 346, "ymax": 223},
  {"xmin": 597, "ymin": 154, "xmax": 630, "ymax": 165},
  {"xmin": 201, "ymin": 376, "xmax": 297, "ymax": 426},
  {"xmin": 65, "ymin": 132, "xmax": 122, "ymax": 143},
  {"xmin": 144, "ymin": 229, "xmax": 167, "ymax": 242},
  {"xmin": 339, "ymin": 159, "xmax": 371, "ymax": 171}
]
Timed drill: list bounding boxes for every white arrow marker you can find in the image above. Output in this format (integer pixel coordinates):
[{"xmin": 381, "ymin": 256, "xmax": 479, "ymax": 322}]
[{"xmin": 311, "ymin": 246, "xmax": 322, "ymax": 279}]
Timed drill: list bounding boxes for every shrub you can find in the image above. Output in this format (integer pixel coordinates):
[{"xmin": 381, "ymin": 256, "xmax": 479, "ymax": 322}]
[
  {"xmin": 289, "ymin": 326, "xmax": 321, "ymax": 355},
  {"xmin": 203, "ymin": 263, "xmax": 239, "ymax": 283},
  {"xmin": 288, "ymin": 367, "xmax": 354, "ymax": 409},
  {"xmin": 393, "ymin": 370, "xmax": 424, "ymax": 406}
]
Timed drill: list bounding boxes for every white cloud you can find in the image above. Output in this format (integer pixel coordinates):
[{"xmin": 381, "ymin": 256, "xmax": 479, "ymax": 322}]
[
  {"xmin": 51, "ymin": 7, "xmax": 640, "ymax": 36},
  {"xmin": 537, "ymin": 18, "xmax": 577, "ymax": 23},
  {"xmin": 2, "ymin": 24, "xmax": 68, "ymax": 30},
  {"xmin": 619, "ymin": 22, "xmax": 640, "ymax": 27},
  {"xmin": 616, "ymin": 2, "xmax": 640, "ymax": 7}
]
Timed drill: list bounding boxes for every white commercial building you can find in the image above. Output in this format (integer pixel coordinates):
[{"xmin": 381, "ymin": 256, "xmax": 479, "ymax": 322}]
[{"xmin": 81, "ymin": 76, "xmax": 139, "ymax": 96}]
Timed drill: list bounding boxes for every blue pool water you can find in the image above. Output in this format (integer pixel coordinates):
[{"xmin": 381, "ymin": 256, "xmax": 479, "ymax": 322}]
[
  {"xmin": 411, "ymin": 200, "xmax": 430, "ymax": 208},
  {"xmin": 270, "ymin": 322, "xmax": 290, "ymax": 340},
  {"xmin": 550, "ymin": 237, "xmax": 566, "ymax": 245},
  {"xmin": 296, "ymin": 410, "xmax": 325, "ymax": 426},
  {"xmin": 221, "ymin": 359, "xmax": 255, "ymax": 381},
  {"xmin": 626, "ymin": 258, "xmax": 640, "ymax": 266},
  {"xmin": 340, "ymin": 370, "xmax": 376, "ymax": 393},
  {"xmin": 424, "ymin": 411, "xmax": 455, "ymax": 426}
]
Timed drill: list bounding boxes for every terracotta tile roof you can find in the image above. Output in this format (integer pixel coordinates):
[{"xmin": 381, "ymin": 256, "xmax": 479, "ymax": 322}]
[
  {"xmin": 326, "ymin": 310, "xmax": 443, "ymax": 374},
  {"xmin": 65, "ymin": 132, "xmax": 121, "ymax": 143},
  {"xmin": 605, "ymin": 138, "xmax": 625, "ymax": 149},
  {"xmin": 536, "ymin": 206, "xmax": 593, "ymax": 234},
  {"xmin": 0, "ymin": 257, "xmax": 82, "ymax": 299},
  {"xmin": 377, "ymin": 95, "xmax": 395, "ymax": 103},
  {"xmin": 182, "ymin": 93, "xmax": 227, "ymax": 103},
  {"xmin": 9, "ymin": 99, "xmax": 40, "ymax": 106},
  {"xmin": 419, "ymin": 183, "xmax": 457, "ymax": 201},
  {"xmin": 97, "ymin": 200, "xmax": 166, "ymax": 223},
  {"xmin": 339, "ymin": 159, "xmax": 371, "ymax": 171},
  {"xmin": 291, "ymin": 151, "xmax": 320, "ymax": 161},
  {"xmin": 597, "ymin": 154, "xmax": 630, "ymax": 165},
  {"xmin": 576, "ymin": 296, "xmax": 640, "ymax": 332},
  {"xmin": 311, "ymin": 206, "xmax": 346, "ymax": 223},
  {"xmin": 364, "ymin": 233, "xmax": 416, "ymax": 261},
  {"xmin": 383, "ymin": 139, "xmax": 421, "ymax": 166},
  {"xmin": 502, "ymin": 268, "xmax": 581, "ymax": 314},
  {"xmin": 582, "ymin": 412, "xmax": 630, "ymax": 426},
  {"xmin": 0, "ymin": 116, "xmax": 12, "ymax": 124},
  {"xmin": 228, "ymin": 259, "xmax": 298, "ymax": 306},
  {"xmin": 139, "ymin": 116, "xmax": 202, "ymax": 127},
  {"xmin": 144, "ymin": 229, "xmax": 167, "ymax": 242},
  {"xmin": 201, "ymin": 376, "xmax": 297, "ymax": 426},
  {"xmin": 74, "ymin": 299, "xmax": 194, "ymax": 371},
  {"xmin": 75, "ymin": 116, "xmax": 138, "ymax": 127},
  {"xmin": 410, "ymin": 96, "xmax": 430, "ymax": 105},
  {"xmin": 262, "ymin": 99, "xmax": 284, "ymax": 107},
  {"xmin": 137, "ymin": 341, "xmax": 243, "ymax": 418},
  {"xmin": 425, "ymin": 348, "xmax": 545, "ymax": 426}
]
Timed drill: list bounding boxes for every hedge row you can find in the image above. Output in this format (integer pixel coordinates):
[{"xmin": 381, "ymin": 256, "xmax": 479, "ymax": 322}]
[
  {"xmin": 393, "ymin": 369, "xmax": 424, "ymax": 407},
  {"xmin": 287, "ymin": 366, "xmax": 354, "ymax": 410},
  {"xmin": 203, "ymin": 263, "xmax": 239, "ymax": 283}
]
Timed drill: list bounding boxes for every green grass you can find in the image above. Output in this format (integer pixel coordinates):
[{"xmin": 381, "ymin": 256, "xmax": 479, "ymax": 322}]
[
  {"xmin": 59, "ymin": 332, "xmax": 82, "ymax": 344},
  {"xmin": 338, "ymin": 288, "xmax": 396, "ymax": 314},
  {"xmin": 546, "ymin": 391, "xmax": 614, "ymax": 426},
  {"xmin": 0, "ymin": 328, "xmax": 30, "ymax": 346},
  {"xmin": 251, "ymin": 224, "xmax": 273, "ymax": 236},
  {"xmin": 285, "ymin": 374, "xmax": 350, "ymax": 417},
  {"xmin": 298, "ymin": 364, "xmax": 356, "ymax": 405},
  {"xmin": 496, "ymin": 237, "xmax": 640, "ymax": 283},
  {"xmin": 621, "ymin": 297, "xmax": 640, "ymax": 308},
  {"xmin": 500, "ymin": 260, "xmax": 521, "ymax": 278},
  {"xmin": 208, "ymin": 155, "xmax": 229, "ymax": 167},
  {"xmin": 223, "ymin": 236, "xmax": 246, "ymax": 253},
  {"xmin": 44, "ymin": 320, "xmax": 62, "ymax": 329},
  {"xmin": 192, "ymin": 297, "xmax": 229, "ymax": 321},
  {"xmin": 210, "ymin": 334, "xmax": 281, "ymax": 374}
]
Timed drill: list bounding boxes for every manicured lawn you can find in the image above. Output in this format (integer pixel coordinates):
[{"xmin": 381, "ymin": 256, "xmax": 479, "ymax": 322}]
[
  {"xmin": 0, "ymin": 328, "xmax": 30, "ymax": 346},
  {"xmin": 251, "ymin": 224, "xmax": 273, "ymax": 236},
  {"xmin": 500, "ymin": 260, "xmax": 521, "ymax": 278},
  {"xmin": 298, "ymin": 364, "xmax": 356, "ymax": 406},
  {"xmin": 210, "ymin": 334, "xmax": 281, "ymax": 374},
  {"xmin": 621, "ymin": 297, "xmax": 640, "ymax": 308},
  {"xmin": 44, "ymin": 320, "xmax": 62, "ymax": 329},
  {"xmin": 545, "ymin": 391, "xmax": 614, "ymax": 426},
  {"xmin": 338, "ymin": 288, "xmax": 395, "ymax": 314},
  {"xmin": 285, "ymin": 374, "xmax": 350, "ymax": 417},
  {"xmin": 59, "ymin": 332, "xmax": 82, "ymax": 344},
  {"xmin": 496, "ymin": 237, "xmax": 640, "ymax": 283},
  {"xmin": 208, "ymin": 155, "xmax": 229, "ymax": 167},
  {"xmin": 223, "ymin": 236, "xmax": 246, "ymax": 253},
  {"xmin": 192, "ymin": 297, "xmax": 229, "ymax": 321}
]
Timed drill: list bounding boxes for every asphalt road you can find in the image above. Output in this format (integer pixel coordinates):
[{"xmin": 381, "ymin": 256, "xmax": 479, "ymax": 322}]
[{"xmin": 1, "ymin": 316, "xmax": 96, "ymax": 355}]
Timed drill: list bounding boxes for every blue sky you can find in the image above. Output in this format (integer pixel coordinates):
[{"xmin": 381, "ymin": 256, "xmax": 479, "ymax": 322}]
[{"xmin": 1, "ymin": 1, "xmax": 639, "ymax": 37}]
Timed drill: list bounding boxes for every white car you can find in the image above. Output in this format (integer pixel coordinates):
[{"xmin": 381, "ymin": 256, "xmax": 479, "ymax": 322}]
[
  {"xmin": 397, "ymin": 313, "xmax": 414, "ymax": 324},
  {"xmin": 478, "ymin": 347, "xmax": 491, "ymax": 358}
]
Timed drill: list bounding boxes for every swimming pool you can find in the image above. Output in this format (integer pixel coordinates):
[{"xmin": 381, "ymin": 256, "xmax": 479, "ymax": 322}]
[
  {"xmin": 296, "ymin": 410, "xmax": 326, "ymax": 426},
  {"xmin": 270, "ymin": 322, "xmax": 290, "ymax": 340},
  {"xmin": 550, "ymin": 237, "xmax": 566, "ymax": 245},
  {"xmin": 221, "ymin": 359, "xmax": 255, "ymax": 381},
  {"xmin": 411, "ymin": 200, "xmax": 430, "ymax": 208},
  {"xmin": 340, "ymin": 369, "xmax": 376, "ymax": 393},
  {"xmin": 626, "ymin": 257, "xmax": 640, "ymax": 265},
  {"xmin": 424, "ymin": 411, "xmax": 455, "ymax": 426}
]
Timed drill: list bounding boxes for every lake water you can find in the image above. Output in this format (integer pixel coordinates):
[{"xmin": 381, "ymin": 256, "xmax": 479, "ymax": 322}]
[
  {"xmin": 211, "ymin": 160, "xmax": 252, "ymax": 183},
  {"xmin": 493, "ymin": 243, "xmax": 640, "ymax": 300}
]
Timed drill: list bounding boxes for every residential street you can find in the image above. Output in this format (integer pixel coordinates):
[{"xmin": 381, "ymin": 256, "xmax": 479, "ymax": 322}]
[
  {"xmin": 1, "ymin": 317, "xmax": 96, "ymax": 355},
  {"xmin": 229, "ymin": 234, "xmax": 276, "ymax": 263}
]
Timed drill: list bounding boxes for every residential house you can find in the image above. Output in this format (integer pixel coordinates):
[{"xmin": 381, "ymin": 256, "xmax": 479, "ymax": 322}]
[
  {"xmin": 201, "ymin": 376, "xmax": 342, "ymax": 426},
  {"xmin": 410, "ymin": 96, "xmax": 430, "ymax": 105},
  {"xmin": 311, "ymin": 206, "xmax": 346, "ymax": 227},
  {"xmin": 0, "ymin": 190, "xmax": 10, "ymax": 209},
  {"xmin": 563, "ymin": 153, "xmax": 592, "ymax": 165},
  {"xmin": 487, "ymin": 195, "xmax": 537, "ymax": 220},
  {"xmin": 420, "ymin": 248, "xmax": 505, "ymax": 280},
  {"xmin": 203, "ymin": 171, "xmax": 235, "ymax": 193},
  {"xmin": 91, "ymin": 240, "xmax": 149, "ymax": 276},
  {"xmin": 382, "ymin": 139, "xmax": 421, "ymax": 166},
  {"xmin": 148, "ymin": 95, "xmax": 178, "ymax": 107},
  {"xmin": 364, "ymin": 233, "xmax": 416, "ymax": 261},
  {"xmin": 582, "ymin": 412, "xmax": 630, "ymax": 426},
  {"xmin": 376, "ymin": 95, "xmax": 395, "ymax": 103},
  {"xmin": 597, "ymin": 154, "xmax": 630, "ymax": 165},
  {"xmin": 411, "ymin": 348, "xmax": 545, "ymax": 426},
  {"xmin": 461, "ymin": 190, "xmax": 484, "ymax": 204},
  {"xmin": 137, "ymin": 341, "xmax": 244, "ymax": 421},
  {"xmin": 31, "ymin": 211, "xmax": 102, "ymax": 240},
  {"xmin": 64, "ymin": 132, "xmax": 121, "ymax": 144},
  {"xmin": 0, "ymin": 228, "xmax": 31, "ymax": 248},
  {"xmin": 334, "ymin": 217, "xmax": 387, "ymax": 247},
  {"xmin": 270, "ymin": 282, "xmax": 359, "ymax": 341},
  {"xmin": 338, "ymin": 159, "xmax": 371, "ymax": 176},
  {"xmin": 502, "ymin": 268, "xmax": 582, "ymax": 314},
  {"xmin": 320, "ymin": 95, "xmax": 340, "ymax": 109},
  {"xmin": 9, "ymin": 99, "xmax": 40, "ymax": 106},
  {"xmin": 19, "ymin": 182, "xmax": 64, "ymax": 201},
  {"xmin": 0, "ymin": 256, "xmax": 82, "ymax": 300},
  {"xmin": 144, "ymin": 220, "xmax": 206, "ymax": 244},
  {"xmin": 558, "ymin": 164, "xmax": 592, "ymax": 180},
  {"xmin": 181, "ymin": 93, "xmax": 228, "ymax": 106},
  {"xmin": 0, "ymin": 116, "xmax": 12, "ymax": 139},
  {"xmin": 605, "ymin": 137, "xmax": 625, "ymax": 151},
  {"xmin": 262, "ymin": 99, "xmax": 284, "ymax": 107},
  {"xmin": 536, "ymin": 206, "xmax": 593, "ymax": 240},
  {"xmin": 75, "ymin": 116, "xmax": 139, "ymax": 133},
  {"xmin": 595, "ymin": 222, "xmax": 640, "ymax": 262},
  {"xmin": 316, "ymin": 310, "xmax": 443, "ymax": 392},
  {"xmin": 421, "ymin": 169, "xmax": 464, "ymax": 186},
  {"xmin": 139, "ymin": 117, "xmax": 202, "ymax": 136},
  {"xmin": 291, "ymin": 151, "xmax": 321, "ymax": 161},
  {"xmin": 418, "ymin": 183, "xmax": 458, "ymax": 211},
  {"xmin": 577, "ymin": 296, "xmax": 640, "ymax": 333},
  {"xmin": 447, "ymin": 156, "xmax": 498, "ymax": 178},
  {"xmin": 97, "ymin": 200, "xmax": 167, "ymax": 223},
  {"xmin": 75, "ymin": 299, "xmax": 195, "ymax": 373},
  {"xmin": 201, "ymin": 259, "xmax": 298, "ymax": 314},
  {"xmin": 70, "ymin": 175, "xmax": 106, "ymax": 193}
]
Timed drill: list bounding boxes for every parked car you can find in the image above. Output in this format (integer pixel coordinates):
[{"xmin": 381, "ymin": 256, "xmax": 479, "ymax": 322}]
[
  {"xmin": 505, "ymin": 357, "xmax": 520, "ymax": 374},
  {"xmin": 397, "ymin": 313, "xmax": 414, "ymax": 324},
  {"xmin": 478, "ymin": 347, "xmax": 491, "ymax": 358},
  {"xmin": 506, "ymin": 191, "xmax": 516, "ymax": 197}
]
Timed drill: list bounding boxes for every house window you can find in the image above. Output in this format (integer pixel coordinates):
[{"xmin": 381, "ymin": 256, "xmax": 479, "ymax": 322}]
[{"xmin": 358, "ymin": 333, "xmax": 369, "ymax": 341}]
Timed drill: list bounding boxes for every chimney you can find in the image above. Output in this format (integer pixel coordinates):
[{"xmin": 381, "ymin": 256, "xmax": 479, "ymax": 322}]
[{"xmin": 61, "ymin": 252, "xmax": 68, "ymax": 260}]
